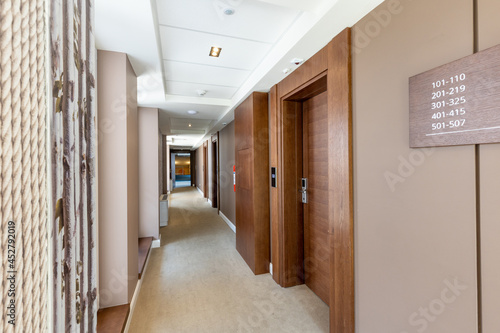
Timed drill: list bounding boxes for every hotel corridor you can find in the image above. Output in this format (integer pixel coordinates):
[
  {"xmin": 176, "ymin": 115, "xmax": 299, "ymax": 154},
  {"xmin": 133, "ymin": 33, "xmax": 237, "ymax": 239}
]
[{"xmin": 128, "ymin": 187, "xmax": 329, "ymax": 332}]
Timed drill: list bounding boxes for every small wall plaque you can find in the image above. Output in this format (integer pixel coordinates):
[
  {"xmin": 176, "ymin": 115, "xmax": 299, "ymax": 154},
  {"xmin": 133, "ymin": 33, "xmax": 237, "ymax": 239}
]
[{"xmin": 410, "ymin": 44, "xmax": 500, "ymax": 148}]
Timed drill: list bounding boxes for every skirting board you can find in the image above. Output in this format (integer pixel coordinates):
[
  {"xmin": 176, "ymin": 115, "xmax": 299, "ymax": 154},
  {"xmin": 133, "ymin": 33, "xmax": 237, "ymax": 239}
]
[
  {"xmin": 219, "ymin": 211, "xmax": 236, "ymax": 233},
  {"xmin": 152, "ymin": 235, "xmax": 161, "ymax": 248},
  {"xmin": 208, "ymin": 199, "xmax": 212, "ymax": 207},
  {"xmin": 197, "ymin": 186, "xmax": 204, "ymax": 197},
  {"xmin": 123, "ymin": 244, "xmax": 152, "ymax": 333}
]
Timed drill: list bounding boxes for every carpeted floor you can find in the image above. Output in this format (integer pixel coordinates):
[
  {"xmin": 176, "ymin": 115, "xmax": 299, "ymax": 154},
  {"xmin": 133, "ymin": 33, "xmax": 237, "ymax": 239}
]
[{"xmin": 128, "ymin": 187, "xmax": 329, "ymax": 332}]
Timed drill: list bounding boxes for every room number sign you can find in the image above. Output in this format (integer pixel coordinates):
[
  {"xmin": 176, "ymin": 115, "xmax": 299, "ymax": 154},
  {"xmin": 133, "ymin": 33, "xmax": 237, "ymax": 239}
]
[{"xmin": 409, "ymin": 44, "xmax": 500, "ymax": 148}]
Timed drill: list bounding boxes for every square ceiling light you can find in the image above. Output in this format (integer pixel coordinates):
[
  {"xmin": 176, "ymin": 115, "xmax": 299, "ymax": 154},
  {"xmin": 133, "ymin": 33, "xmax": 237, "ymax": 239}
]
[{"xmin": 209, "ymin": 46, "xmax": 222, "ymax": 57}]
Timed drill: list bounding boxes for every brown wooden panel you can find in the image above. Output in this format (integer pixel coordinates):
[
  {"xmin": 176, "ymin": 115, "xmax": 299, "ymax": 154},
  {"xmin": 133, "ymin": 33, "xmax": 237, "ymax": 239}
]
[
  {"xmin": 235, "ymin": 96, "xmax": 253, "ymax": 151},
  {"xmin": 285, "ymin": 74, "xmax": 328, "ymax": 102},
  {"xmin": 279, "ymin": 48, "xmax": 328, "ymax": 98},
  {"xmin": 211, "ymin": 140, "xmax": 218, "ymax": 208},
  {"xmin": 252, "ymin": 92, "xmax": 270, "ymax": 274},
  {"xmin": 97, "ymin": 304, "xmax": 129, "ymax": 333},
  {"xmin": 304, "ymin": 92, "xmax": 330, "ymax": 305},
  {"xmin": 327, "ymin": 28, "xmax": 354, "ymax": 333},
  {"xmin": 235, "ymin": 92, "xmax": 270, "ymax": 275},
  {"xmin": 271, "ymin": 28, "xmax": 353, "ymax": 333},
  {"xmin": 236, "ymin": 149, "xmax": 252, "ymax": 191},
  {"xmin": 138, "ymin": 237, "xmax": 152, "ymax": 279},
  {"xmin": 203, "ymin": 142, "xmax": 208, "ymax": 198},
  {"xmin": 281, "ymin": 100, "xmax": 304, "ymax": 287},
  {"xmin": 270, "ymin": 85, "xmax": 281, "ymax": 283}
]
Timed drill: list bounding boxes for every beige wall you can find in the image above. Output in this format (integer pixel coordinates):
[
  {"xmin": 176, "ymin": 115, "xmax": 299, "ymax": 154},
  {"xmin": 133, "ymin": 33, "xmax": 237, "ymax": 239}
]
[
  {"xmin": 353, "ymin": 0, "xmax": 477, "ymax": 332},
  {"xmin": 219, "ymin": 121, "xmax": 236, "ymax": 223},
  {"xmin": 478, "ymin": 0, "xmax": 500, "ymax": 331},
  {"xmin": 138, "ymin": 107, "xmax": 160, "ymax": 240},
  {"xmin": 125, "ymin": 56, "xmax": 139, "ymax": 303},
  {"xmin": 97, "ymin": 51, "xmax": 138, "ymax": 307}
]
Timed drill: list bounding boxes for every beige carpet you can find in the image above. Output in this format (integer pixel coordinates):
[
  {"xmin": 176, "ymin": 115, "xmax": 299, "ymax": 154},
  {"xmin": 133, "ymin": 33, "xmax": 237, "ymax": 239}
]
[{"xmin": 128, "ymin": 187, "xmax": 329, "ymax": 333}]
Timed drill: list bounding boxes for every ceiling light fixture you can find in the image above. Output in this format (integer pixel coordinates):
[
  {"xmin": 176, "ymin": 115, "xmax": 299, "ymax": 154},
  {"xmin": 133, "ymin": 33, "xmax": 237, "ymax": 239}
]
[
  {"xmin": 188, "ymin": 124, "xmax": 192, "ymax": 127},
  {"xmin": 209, "ymin": 46, "xmax": 222, "ymax": 57},
  {"xmin": 187, "ymin": 110, "xmax": 198, "ymax": 115}
]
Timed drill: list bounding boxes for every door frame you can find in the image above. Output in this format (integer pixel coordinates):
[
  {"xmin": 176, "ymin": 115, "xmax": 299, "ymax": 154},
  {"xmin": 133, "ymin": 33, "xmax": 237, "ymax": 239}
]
[
  {"xmin": 203, "ymin": 141, "xmax": 208, "ymax": 198},
  {"xmin": 270, "ymin": 28, "xmax": 353, "ymax": 333},
  {"xmin": 211, "ymin": 134, "xmax": 218, "ymax": 208}
]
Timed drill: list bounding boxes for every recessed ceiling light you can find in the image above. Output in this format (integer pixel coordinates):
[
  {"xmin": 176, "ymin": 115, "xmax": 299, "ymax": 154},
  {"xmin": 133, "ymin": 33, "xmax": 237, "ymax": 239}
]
[
  {"xmin": 188, "ymin": 124, "xmax": 192, "ymax": 127},
  {"xmin": 223, "ymin": 8, "xmax": 235, "ymax": 15},
  {"xmin": 187, "ymin": 110, "xmax": 198, "ymax": 115},
  {"xmin": 209, "ymin": 46, "xmax": 222, "ymax": 57}
]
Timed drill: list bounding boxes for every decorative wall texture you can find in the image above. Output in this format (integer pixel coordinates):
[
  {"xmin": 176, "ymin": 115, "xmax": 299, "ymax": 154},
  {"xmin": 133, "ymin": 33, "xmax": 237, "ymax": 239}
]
[
  {"xmin": 50, "ymin": 0, "xmax": 97, "ymax": 331},
  {"xmin": 0, "ymin": 0, "xmax": 47, "ymax": 331}
]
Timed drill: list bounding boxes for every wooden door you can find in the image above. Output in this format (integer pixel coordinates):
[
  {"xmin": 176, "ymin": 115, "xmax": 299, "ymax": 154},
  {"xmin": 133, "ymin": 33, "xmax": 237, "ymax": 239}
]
[{"xmin": 303, "ymin": 91, "xmax": 330, "ymax": 305}]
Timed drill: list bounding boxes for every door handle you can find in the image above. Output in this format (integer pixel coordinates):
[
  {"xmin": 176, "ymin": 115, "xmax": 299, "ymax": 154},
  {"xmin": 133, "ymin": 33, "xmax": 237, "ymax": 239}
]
[{"xmin": 299, "ymin": 189, "xmax": 307, "ymax": 203}]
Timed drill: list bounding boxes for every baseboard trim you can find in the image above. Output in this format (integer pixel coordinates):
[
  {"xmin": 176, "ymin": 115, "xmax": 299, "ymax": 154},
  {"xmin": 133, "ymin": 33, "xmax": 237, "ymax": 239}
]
[
  {"xmin": 219, "ymin": 211, "xmax": 236, "ymax": 233},
  {"xmin": 207, "ymin": 199, "xmax": 212, "ymax": 206},
  {"xmin": 124, "ymin": 245, "xmax": 152, "ymax": 332},
  {"xmin": 152, "ymin": 235, "xmax": 161, "ymax": 248},
  {"xmin": 196, "ymin": 186, "xmax": 204, "ymax": 197}
]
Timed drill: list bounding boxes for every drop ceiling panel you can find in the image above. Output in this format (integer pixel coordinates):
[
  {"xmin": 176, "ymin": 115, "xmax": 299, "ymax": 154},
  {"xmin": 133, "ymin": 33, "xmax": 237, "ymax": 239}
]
[
  {"xmin": 159, "ymin": 26, "xmax": 272, "ymax": 71},
  {"xmin": 168, "ymin": 132, "xmax": 203, "ymax": 147},
  {"xmin": 156, "ymin": 0, "xmax": 300, "ymax": 44},
  {"xmin": 171, "ymin": 118, "xmax": 213, "ymax": 130},
  {"xmin": 255, "ymin": 0, "xmax": 326, "ymax": 12},
  {"xmin": 161, "ymin": 103, "xmax": 228, "ymax": 119},
  {"xmin": 164, "ymin": 60, "xmax": 250, "ymax": 87},
  {"xmin": 166, "ymin": 81, "xmax": 237, "ymax": 99}
]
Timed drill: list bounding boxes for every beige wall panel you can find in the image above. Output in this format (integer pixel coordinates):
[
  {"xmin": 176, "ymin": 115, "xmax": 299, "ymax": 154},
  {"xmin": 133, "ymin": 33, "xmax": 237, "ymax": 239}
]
[
  {"xmin": 478, "ymin": 0, "xmax": 500, "ymax": 331},
  {"xmin": 98, "ymin": 51, "xmax": 139, "ymax": 307},
  {"xmin": 353, "ymin": 0, "xmax": 477, "ymax": 332},
  {"xmin": 126, "ymin": 57, "xmax": 139, "ymax": 302},
  {"xmin": 138, "ymin": 107, "xmax": 160, "ymax": 240},
  {"xmin": 219, "ymin": 121, "xmax": 236, "ymax": 224}
]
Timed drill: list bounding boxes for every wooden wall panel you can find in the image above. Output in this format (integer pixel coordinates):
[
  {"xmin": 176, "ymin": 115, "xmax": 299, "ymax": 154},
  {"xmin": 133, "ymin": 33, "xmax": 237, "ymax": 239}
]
[
  {"xmin": 278, "ymin": 47, "xmax": 328, "ymax": 98},
  {"xmin": 253, "ymin": 93, "xmax": 271, "ymax": 274},
  {"xmin": 270, "ymin": 85, "xmax": 280, "ymax": 283},
  {"xmin": 271, "ymin": 28, "xmax": 353, "ymax": 333},
  {"xmin": 281, "ymin": 101, "xmax": 304, "ymax": 287},
  {"xmin": 235, "ymin": 92, "xmax": 270, "ymax": 275},
  {"xmin": 235, "ymin": 96, "xmax": 253, "ymax": 151},
  {"xmin": 327, "ymin": 28, "xmax": 353, "ymax": 333}
]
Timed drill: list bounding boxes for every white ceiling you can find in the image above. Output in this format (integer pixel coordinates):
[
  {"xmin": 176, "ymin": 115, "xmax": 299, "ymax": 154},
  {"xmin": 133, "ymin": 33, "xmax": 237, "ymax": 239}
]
[{"xmin": 96, "ymin": 0, "xmax": 386, "ymax": 149}]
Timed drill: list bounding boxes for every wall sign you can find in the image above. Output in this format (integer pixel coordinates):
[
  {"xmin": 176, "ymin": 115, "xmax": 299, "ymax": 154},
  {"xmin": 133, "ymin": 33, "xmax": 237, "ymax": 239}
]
[{"xmin": 409, "ymin": 44, "xmax": 500, "ymax": 148}]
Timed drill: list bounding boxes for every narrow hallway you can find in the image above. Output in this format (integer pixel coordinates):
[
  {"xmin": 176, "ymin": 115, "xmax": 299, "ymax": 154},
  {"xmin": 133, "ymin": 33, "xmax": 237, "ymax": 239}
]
[{"xmin": 128, "ymin": 187, "xmax": 329, "ymax": 332}]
